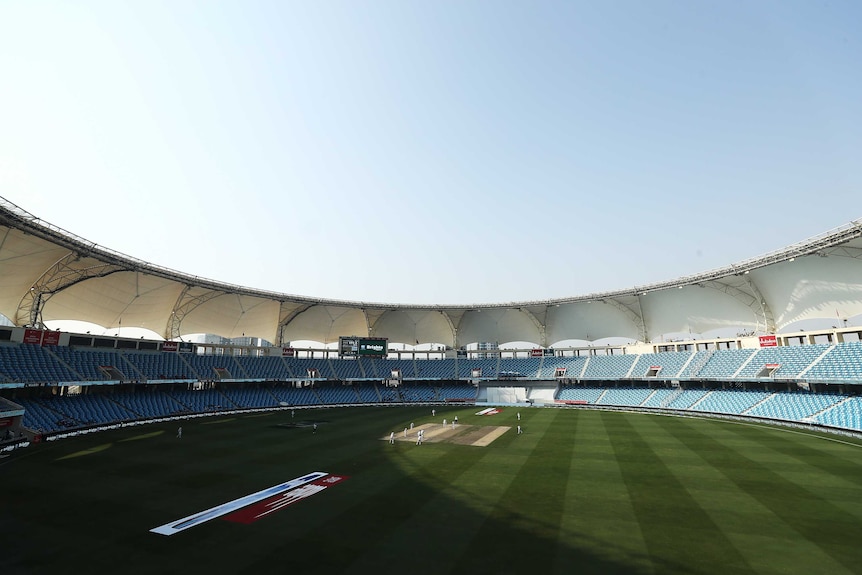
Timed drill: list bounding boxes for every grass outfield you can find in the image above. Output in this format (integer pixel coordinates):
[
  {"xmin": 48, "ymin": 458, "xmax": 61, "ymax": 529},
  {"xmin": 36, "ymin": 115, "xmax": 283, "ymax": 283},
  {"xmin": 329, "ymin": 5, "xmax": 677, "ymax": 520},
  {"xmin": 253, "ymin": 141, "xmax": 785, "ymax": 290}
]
[{"xmin": 2, "ymin": 406, "xmax": 862, "ymax": 574}]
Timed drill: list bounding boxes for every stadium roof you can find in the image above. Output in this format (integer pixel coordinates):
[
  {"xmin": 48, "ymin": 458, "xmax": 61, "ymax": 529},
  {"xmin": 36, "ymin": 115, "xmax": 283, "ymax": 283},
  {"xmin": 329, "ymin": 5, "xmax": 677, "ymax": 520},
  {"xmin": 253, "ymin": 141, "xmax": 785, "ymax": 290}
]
[{"xmin": 2, "ymin": 196, "xmax": 861, "ymax": 347}]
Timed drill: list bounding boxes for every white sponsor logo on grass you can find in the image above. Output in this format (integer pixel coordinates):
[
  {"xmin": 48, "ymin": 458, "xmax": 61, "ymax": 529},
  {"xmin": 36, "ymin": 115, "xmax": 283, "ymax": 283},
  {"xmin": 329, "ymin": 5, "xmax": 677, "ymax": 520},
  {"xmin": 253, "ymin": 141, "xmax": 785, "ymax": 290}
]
[{"xmin": 150, "ymin": 471, "xmax": 328, "ymax": 536}]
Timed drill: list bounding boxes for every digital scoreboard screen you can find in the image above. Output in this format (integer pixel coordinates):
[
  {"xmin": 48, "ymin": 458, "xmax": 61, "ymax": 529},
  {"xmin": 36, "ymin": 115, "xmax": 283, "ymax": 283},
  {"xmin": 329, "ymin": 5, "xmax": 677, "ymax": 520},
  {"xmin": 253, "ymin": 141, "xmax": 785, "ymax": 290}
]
[
  {"xmin": 339, "ymin": 336, "xmax": 387, "ymax": 357},
  {"xmin": 340, "ymin": 337, "xmax": 359, "ymax": 357}
]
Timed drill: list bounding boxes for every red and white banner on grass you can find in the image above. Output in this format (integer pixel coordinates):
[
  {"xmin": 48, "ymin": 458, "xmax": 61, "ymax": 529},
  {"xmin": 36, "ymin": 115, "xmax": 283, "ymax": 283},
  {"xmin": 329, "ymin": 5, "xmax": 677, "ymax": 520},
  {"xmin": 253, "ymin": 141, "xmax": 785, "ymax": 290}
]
[
  {"xmin": 224, "ymin": 474, "xmax": 347, "ymax": 524},
  {"xmin": 150, "ymin": 472, "xmax": 347, "ymax": 536},
  {"xmin": 475, "ymin": 407, "xmax": 501, "ymax": 416}
]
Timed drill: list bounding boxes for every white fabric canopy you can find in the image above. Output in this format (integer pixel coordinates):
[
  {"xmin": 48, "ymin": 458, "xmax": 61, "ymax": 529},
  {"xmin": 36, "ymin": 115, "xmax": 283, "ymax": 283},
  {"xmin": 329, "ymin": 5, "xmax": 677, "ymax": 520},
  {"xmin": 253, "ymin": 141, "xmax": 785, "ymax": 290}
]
[{"xmin": 2, "ymin": 198, "xmax": 861, "ymax": 346}]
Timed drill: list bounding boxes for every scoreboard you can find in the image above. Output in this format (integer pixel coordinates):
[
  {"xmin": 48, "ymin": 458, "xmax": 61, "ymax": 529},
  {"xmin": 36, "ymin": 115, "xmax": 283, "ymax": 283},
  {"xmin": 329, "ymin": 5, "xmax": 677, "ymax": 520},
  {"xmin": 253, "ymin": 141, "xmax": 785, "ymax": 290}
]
[{"xmin": 339, "ymin": 336, "xmax": 388, "ymax": 357}]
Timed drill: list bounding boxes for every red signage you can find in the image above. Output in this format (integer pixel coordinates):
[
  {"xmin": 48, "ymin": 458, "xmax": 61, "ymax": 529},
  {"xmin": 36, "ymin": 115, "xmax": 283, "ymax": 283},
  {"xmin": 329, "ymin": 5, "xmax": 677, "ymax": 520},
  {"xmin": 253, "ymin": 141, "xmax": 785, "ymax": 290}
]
[
  {"xmin": 41, "ymin": 331, "xmax": 61, "ymax": 346},
  {"xmin": 282, "ymin": 347, "xmax": 295, "ymax": 357},
  {"xmin": 23, "ymin": 329, "xmax": 42, "ymax": 344},
  {"xmin": 223, "ymin": 474, "xmax": 348, "ymax": 525},
  {"xmin": 759, "ymin": 335, "xmax": 778, "ymax": 347},
  {"xmin": 649, "ymin": 365, "xmax": 662, "ymax": 370},
  {"xmin": 530, "ymin": 349, "xmax": 543, "ymax": 357},
  {"xmin": 765, "ymin": 363, "xmax": 780, "ymax": 369},
  {"xmin": 162, "ymin": 341, "xmax": 178, "ymax": 352}
]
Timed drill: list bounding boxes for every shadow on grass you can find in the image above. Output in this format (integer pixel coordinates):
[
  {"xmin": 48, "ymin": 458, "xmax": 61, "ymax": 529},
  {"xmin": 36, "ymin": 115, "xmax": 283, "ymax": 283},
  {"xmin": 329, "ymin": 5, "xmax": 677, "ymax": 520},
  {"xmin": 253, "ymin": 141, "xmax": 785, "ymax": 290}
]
[{"xmin": 0, "ymin": 406, "xmax": 777, "ymax": 574}]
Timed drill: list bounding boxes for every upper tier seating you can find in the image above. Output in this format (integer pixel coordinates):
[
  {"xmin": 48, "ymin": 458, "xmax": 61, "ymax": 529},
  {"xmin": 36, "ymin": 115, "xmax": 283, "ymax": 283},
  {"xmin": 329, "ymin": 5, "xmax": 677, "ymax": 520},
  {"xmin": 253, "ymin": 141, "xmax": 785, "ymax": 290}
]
[
  {"xmin": 581, "ymin": 355, "xmax": 638, "ymax": 380},
  {"xmin": 0, "ymin": 344, "xmax": 78, "ymax": 383},
  {"xmin": 804, "ymin": 341, "xmax": 862, "ymax": 380},
  {"xmin": 736, "ymin": 344, "xmax": 832, "ymax": 379},
  {"xmin": 629, "ymin": 351, "xmax": 693, "ymax": 379}
]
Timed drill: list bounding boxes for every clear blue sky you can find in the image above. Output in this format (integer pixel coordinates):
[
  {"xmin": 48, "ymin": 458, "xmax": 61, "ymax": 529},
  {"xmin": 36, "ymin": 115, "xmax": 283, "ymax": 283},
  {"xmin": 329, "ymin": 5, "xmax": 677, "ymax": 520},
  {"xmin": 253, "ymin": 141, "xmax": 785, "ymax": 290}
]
[{"xmin": 1, "ymin": 1, "xmax": 860, "ymax": 305}]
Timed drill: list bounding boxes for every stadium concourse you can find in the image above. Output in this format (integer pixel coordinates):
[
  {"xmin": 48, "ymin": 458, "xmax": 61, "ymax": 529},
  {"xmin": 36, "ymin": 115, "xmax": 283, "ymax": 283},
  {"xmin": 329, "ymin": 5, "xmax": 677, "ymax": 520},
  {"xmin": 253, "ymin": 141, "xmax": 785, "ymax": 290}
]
[{"xmin": 1, "ymin": 196, "xmax": 862, "ymax": 446}]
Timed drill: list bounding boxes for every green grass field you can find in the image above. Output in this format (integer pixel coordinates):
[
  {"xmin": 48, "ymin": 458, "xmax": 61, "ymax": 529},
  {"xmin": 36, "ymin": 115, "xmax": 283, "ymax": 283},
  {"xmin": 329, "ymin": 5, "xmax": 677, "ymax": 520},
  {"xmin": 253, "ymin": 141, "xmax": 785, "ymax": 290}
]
[{"xmin": 2, "ymin": 406, "xmax": 862, "ymax": 574}]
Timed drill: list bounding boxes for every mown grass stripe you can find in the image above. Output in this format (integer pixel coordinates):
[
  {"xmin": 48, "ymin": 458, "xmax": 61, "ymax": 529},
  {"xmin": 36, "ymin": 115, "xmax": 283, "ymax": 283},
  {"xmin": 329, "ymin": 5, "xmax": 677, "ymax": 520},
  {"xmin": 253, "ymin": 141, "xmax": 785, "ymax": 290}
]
[
  {"xmin": 55, "ymin": 443, "xmax": 113, "ymax": 460},
  {"xmin": 244, "ymin": 444, "xmax": 479, "ymax": 573},
  {"xmin": 5, "ymin": 406, "xmax": 861, "ymax": 575},
  {"xmin": 719, "ymin": 418, "xmax": 862, "ymax": 487},
  {"xmin": 449, "ymin": 409, "xmax": 574, "ymax": 575},
  {"xmin": 604, "ymin": 411, "xmax": 752, "ymax": 574},
  {"xmin": 343, "ymin": 428, "xmax": 525, "ymax": 574},
  {"xmin": 642, "ymin": 415, "xmax": 856, "ymax": 574},
  {"xmin": 667, "ymin": 417, "xmax": 862, "ymax": 574},
  {"xmin": 708, "ymin": 420, "xmax": 862, "ymax": 525},
  {"xmin": 118, "ymin": 430, "xmax": 164, "ymax": 442},
  {"xmin": 552, "ymin": 411, "xmax": 654, "ymax": 574}
]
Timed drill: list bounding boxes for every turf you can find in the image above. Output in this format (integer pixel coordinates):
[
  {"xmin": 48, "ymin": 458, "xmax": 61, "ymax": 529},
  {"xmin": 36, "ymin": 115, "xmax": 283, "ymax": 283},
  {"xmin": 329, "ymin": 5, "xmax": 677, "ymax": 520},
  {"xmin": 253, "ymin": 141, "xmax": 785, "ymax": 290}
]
[{"xmin": 2, "ymin": 406, "xmax": 861, "ymax": 574}]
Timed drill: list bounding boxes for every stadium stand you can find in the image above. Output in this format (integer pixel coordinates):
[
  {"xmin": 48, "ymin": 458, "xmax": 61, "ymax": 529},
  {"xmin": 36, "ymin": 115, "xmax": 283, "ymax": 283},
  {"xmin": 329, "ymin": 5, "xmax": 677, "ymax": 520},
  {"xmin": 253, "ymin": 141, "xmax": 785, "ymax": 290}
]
[
  {"xmin": 271, "ymin": 386, "xmax": 319, "ymax": 406},
  {"xmin": 415, "ymin": 359, "xmax": 458, "ymax": 380},
  {"xmin": 458, "ymin": 359, "xmax": 499, "ymax": 380},
  {"xmin": 220, "ymin": 386, "xmax": 280, "ymax": 409},
  {"xmin": 597, "ymin": 387, "xmax": 655, "ymax": 407},
  {"xmin": 4, "ymin": 340, "xmax": 862, "ymax": 437},
  {"xmin": 330, "ymin": 359, "xmax": 364, "ymax": 380},
  {"xmin": 684, "ymin": 348, "xmax": 755, "ymax": 379},
  {"xmin": 557, "ymin": 386, "xmax": 605, "ymax": 403},
  {"xmin": 804, "ymin": 341, "xmax": 862, "ymax": 380},
  {"xmin": 284, "ymin": 358, "xmax": 334, "ymax": 380},
  {"xmin": 690, "ymin": 389, "xmax": 772, "ymax": 415},
  {"xmin": 629, "ymin": 351, "xmax": 693, "ymax": 379},
  {"xmin": 167, "ymin": 389, "xmax": 235, "ymax": 412},
  {"xmin": 121, "ymin": 351, "xmax": 197, "ymax": 381},
  {"xmin": 49, "ymin": 347, "xmax": 130, "ymax": 381},
  {"xmin": 437, "ymin": 382, "xmax": 477, "ymax": 402},
  {"xmin": 642, "ymin": 389, "xmax": 677, "ymax": 408},
  {"xmin": 736, "ymin": 344, "xmax": 832, "ymax": 379},
  {"xmin": 400, "ymin": 382, "xmax": 437, "ymax": 402},
  {"xmin": 581, "ymin": 354, "xmax": 638, "ymax": 380},
  {"xmin": 665, "ymin": 389, "xmax": 709, "ymax": 409},
  {"xmin": 355, "ymin": 382, "xmax": 381, "ymax": 403},
  {"xmin": 315, "ymin": 383, "xmax": 360, "ymax": 404},
  {"xmin": 232, "ymin": 355, "xmax": 291, "ymax": 380},
  {"xmin": 504, "ymin": 357, "xmax": 542, "ymax": 379},
  {"xmin": 377, "ymin": 385, "xmax": 400, "ymax": 403},
  {"xmin": 813, "ymin": 396, "xmax": 862, "ymax": 430},
  {"xmin": 745, "ymin": 391, "xmax": 844, "ymax": 421},
  {"xmin": 0, "ymin": 343, "xmax": 78, "ymax": 384},
  {"xmin": 111, "ymin": 390, "xmax": 187, "ymax": 419},
  {"xmin": 537, "ymin": 356, "xmax": 587, "ymax": 379}
]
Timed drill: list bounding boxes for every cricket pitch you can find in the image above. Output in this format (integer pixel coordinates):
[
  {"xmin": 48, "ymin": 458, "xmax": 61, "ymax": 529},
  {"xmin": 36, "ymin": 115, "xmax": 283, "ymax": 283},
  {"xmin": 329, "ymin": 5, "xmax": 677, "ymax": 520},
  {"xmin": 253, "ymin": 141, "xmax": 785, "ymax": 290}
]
[{"xmin": 383, "ymin": 423, "xmax": 510, "ymax": 447}]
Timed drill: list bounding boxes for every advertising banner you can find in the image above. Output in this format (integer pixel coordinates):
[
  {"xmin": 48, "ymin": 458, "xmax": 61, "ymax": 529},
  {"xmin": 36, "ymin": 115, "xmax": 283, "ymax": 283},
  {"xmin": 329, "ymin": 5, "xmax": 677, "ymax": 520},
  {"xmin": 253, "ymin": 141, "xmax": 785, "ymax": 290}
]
[
  {"xmin": 23, "ymin": 329, "xmax": 42, "ymax": 344},
  {"xmin": 358, "ymin": 338, "xmax": 387, "ymax": 357},
  {"xmin": 41, "ymin": 331, "xmax": 61, "ymax": 346}
]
